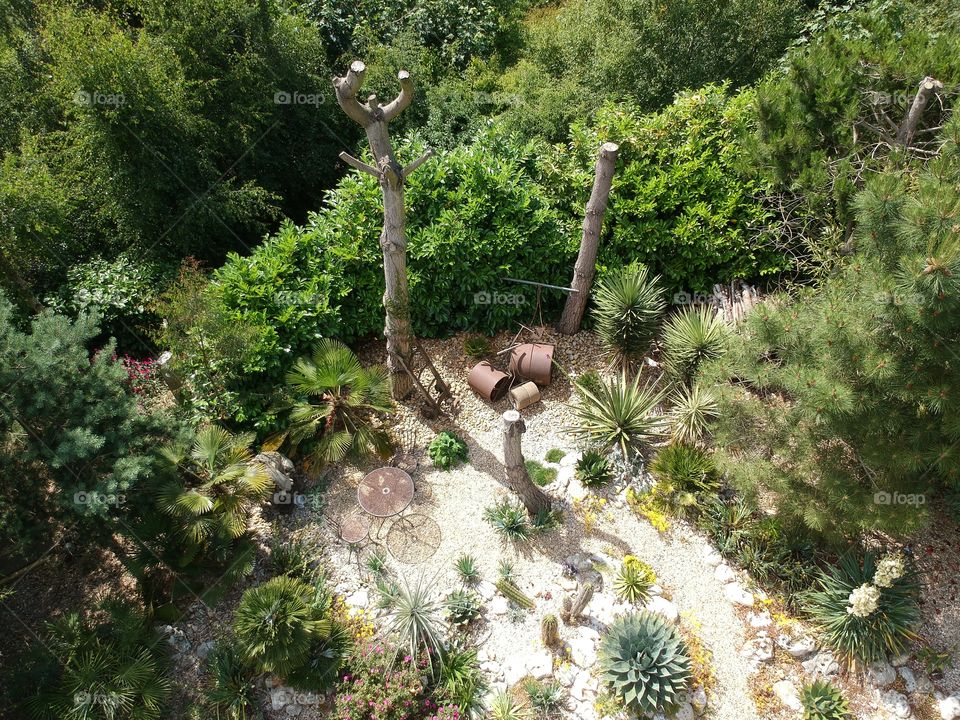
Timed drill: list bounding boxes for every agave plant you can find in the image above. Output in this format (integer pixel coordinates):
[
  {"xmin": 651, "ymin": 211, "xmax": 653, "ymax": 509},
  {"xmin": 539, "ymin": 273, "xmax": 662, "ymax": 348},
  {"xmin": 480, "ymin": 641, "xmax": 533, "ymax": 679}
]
[
  {"xmin": 804, "ymin": 552, "xmax": 920, "ymax": 669},
  {"xmin": 382, "ymin": 575, "xmax": 447, "ymax": 672},
  {"xmin": 445, "ymin": 589, "xmax": 483, "ymax": 627},
  {"xmin": 270, "ymin": 339, "xmax": 392, "ymax": 468},
  {"xmin": 233, "ymin": 576, "xmax": 331, "ymax": 677},
  {"xmin": 613, "ymin": 557, "xmax": 656, "ymax": 604},
  {"xmin": 668, "ymin": 382, "xmax": 719, "ymax": 445},
  {"xmin": 801, "ymin": 680, "xmax": 850, "ymax": 720},
  {"xmin": 157, "ymin": 426, "xmax": 272, "ymax": 550},
  {"xmin": 575, "ymin": 449, "xmax": 613, "ymax": 487},
  {"xmin": 489, "ymin": 691, "xmax": 533, "ymax": 720},
  {"xmin": 570, "ymin": 371, "xmax": 667, "ymax": 458},
  {"xmin": 593, "ymin": 262, "xmax": 666, "ymax": 366},
  {"xmin": 484, "ymin": 498, "xmax": 532, "ymax": 541},
  {"xmin": 599, "ymin": 611, "xmax": 691, "ymax": 715},
  {"xmin": 661, "ymin": 305, "xmax": 728, "ymax": 384},
  {"xmin": 455, "ymin": 553, "xmax": 480, "ymax": 585}
]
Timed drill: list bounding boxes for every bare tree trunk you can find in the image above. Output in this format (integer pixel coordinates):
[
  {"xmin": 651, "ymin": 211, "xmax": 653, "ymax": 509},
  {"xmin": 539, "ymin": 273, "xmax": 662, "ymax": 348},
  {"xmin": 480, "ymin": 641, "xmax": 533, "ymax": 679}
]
[
  {"xmin": 502, "ymin": 409, "xmax": 551, "ymax": 516},
  {"xmin": 333, "ymin": 61, "xmax": 432, "ymax": 399},
  {"xmin": 896, "ymin": 77, "xmax": 943, "ymax": 147},
  {"xmin": 557, "ymin": 142, "xmax": 619, "ymax": 335}
]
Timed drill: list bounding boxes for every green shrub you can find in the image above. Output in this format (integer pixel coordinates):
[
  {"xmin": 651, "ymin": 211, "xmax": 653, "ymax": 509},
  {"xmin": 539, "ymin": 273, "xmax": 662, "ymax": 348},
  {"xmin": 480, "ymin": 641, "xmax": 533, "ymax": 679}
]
[
  {"xmin": 437, "ymin": 643, "xmax": 488, "ymax": 718},
  {"xmin": 429, "ymin": 430, "xmax": 469, "ymax": 470},
  {"xmin": 668, "ymin": 383, "xmax": 720, "ymax": 445},
  {"xmin": 365, "ymin": 547, "xmax": 389, "ymax": 577},
  {"xmin": 593, "ymin": 262, "xmax": 666, "ymax": 365},
  {"xmin": 570, "ymin": 371, "xmax": 667, "ymax": 457},
  {"xmin": 804, "ymin": 552, "xmax": 920, "ymax": 668},
  {"xmin": 484, "ymin": 498, "xmax": 531, "ymax": 541},
  {"xmin": 525, "ymin": 460, "xmax": 558, "ymax": 487},
  {"xmin": 271, "ymin": 339, "xmax": 393, "ymax": 469},
  {"xmin": 649, "ymin": 443, "xmax": 719, "ymax": 512},
  {"xmin": 463, "ymin": 335, "xmax": 492, "ymax": 359},
  {"xmin": 233, "ymin": 576, "xmax": 331, "ymax": 677},
  {"xmin": 544, "ymin": 448, "xmax": 565, "ymax": 463},
  {"xmin": 24, "ymin": 600, "xmax": 170, "ymax": 720},
  {"xmin": 661, "ymin": 306, "xmax": 728, "ymax": 384},
  {"xmin": 613, "ymin": 557, "xmax": 656, "ymax": 604},
  {"xmin": 203, "ymin": 642, "xmax": 257, "ymax": 720},
  {"xmin": 599, "ymin": 611, "xmax": 691, "ymax": 715},
  {"xmin": 269, "ymin": 537, "xmax": 318, "ymax": 581},
  {"xmin": 575, "ymin": 449, "xmax": 613, "ymax": 487},
  {"xmin": 286, "ymin": 618, "xmax": 353, "ymax": 692},
  {"xmin": 801, "ymin": 680, "xmax": 850, "ymax": 720}
]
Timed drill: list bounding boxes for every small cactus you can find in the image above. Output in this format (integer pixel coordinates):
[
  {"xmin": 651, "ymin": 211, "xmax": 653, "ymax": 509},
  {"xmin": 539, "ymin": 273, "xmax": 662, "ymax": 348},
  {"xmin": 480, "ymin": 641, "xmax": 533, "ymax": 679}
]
[
  {"xmin": 495, "ymin": 578, "xmax": 535, "ymax": 610},
  {"xmin": 561, "ymin": 581, "xmax": 594, "ymax": 623},
  {"xmin": 541, "ymin": 614, "xmax": 560, "ymax": 647}
]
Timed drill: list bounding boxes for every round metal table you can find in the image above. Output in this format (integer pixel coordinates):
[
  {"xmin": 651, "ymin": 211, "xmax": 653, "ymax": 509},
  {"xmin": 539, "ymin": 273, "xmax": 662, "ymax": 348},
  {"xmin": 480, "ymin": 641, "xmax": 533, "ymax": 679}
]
[
  {"xmin": 339, "ymin": 514, "xmax": 370, "ymax": 544},
  {"xmin": 357, "ymin": 467, "xmax": 415, "ymax": 518}
]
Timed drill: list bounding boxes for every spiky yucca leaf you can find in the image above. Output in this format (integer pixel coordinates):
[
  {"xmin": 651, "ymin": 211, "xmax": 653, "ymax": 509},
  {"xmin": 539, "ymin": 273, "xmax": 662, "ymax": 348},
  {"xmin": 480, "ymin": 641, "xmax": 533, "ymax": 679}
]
[
  {"xmin": 613, "ymin": 558, "xmax": 656, "ymax": 604},
  {"xmin": 599, "ymin": 611, "xmax": 691, "ymax": 715},
  {"xmin": 570, "ymin": 372, "xmax": 667, "ymax": 458},
  {"xmin": 668, "ymin": 383, "xmax": 719, "ymax": 444},
  {"xmin": 593, "ymin": 262, "xmax": 666, "ymax": 365},
  {"xmin": 661, "ymin": 305, "xmax": 728, "ymax": 383}
]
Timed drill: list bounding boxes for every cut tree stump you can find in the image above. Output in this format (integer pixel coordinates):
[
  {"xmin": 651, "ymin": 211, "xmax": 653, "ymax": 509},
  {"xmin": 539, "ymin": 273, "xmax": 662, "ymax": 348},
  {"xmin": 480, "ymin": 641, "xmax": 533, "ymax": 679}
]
[{"xmin": 502, "ymin": 409, "xmax": 551, "ymax": 517}]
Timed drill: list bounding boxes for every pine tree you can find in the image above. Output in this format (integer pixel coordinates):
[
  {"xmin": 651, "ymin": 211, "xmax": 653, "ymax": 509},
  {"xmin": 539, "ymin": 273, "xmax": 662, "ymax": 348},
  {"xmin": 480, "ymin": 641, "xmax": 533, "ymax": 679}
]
[{"xmin": 706, "ymin": 117, "xmax": 960, "ymax": 540}]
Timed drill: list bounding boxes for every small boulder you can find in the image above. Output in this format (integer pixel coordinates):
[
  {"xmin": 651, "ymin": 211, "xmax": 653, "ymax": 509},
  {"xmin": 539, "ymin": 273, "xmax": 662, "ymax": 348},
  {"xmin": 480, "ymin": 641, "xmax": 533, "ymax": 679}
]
[
  {"xmin": 867, "ymin": 660, "xmax": 897, "ymax": 688},
  {"xmin": 879, "ymin": 690, "xmax": 911, "ymax": 719},
  {"xmin": 714, "ymin": 564, "xmax": 736, "ymax": 583},
  {"xmin": 645, "ymin": 596, "xmax": 680, "ymax": 623},
  {"xmin": 939, "ymin": 696, "xmax": 960, "ymax": 720},
  {"xmin": 773, "ymin": 680, "xmax": 803, "ymax": 711},
  {"xmin": 724, "ymin": 582, "xmax": 754, "ymax": 607}
]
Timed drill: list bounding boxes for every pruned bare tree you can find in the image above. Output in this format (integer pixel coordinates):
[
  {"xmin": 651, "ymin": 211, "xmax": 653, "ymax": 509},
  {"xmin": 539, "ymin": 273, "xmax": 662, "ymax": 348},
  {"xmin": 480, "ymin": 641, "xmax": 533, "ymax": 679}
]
[{"xmin": 333, "ymin": 60, "xmax": 433, "ymax": 399}]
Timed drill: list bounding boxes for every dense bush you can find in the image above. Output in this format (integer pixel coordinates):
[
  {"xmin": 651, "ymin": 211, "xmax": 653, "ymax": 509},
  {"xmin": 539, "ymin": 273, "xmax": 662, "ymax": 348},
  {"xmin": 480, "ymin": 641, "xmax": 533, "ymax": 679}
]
[
  {"xmin": 542, "ymin": 90, "xmax": 786, "ymax": 292},
  {"xmin": 705, "ymin": 119, "xmax": 960, "ymax": 540}
]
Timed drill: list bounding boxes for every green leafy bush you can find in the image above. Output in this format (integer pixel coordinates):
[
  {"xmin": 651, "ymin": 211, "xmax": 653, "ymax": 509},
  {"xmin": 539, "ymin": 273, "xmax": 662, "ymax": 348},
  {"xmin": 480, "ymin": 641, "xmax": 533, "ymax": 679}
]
[
  {"xmin": 287, "ymin": 618, "xmax": 354, "ymax": 692},
  {"xmin": 570, "ymin": 371, "xmax": 666, "ymax": 457},
  {"xmin": 233, "ymin": 576, "xmax": 332, "ymax": 678},
  {"xmin": 523, "ymin": 678, "xmax": 565, "ymax": 718},
  {"xmin": 801, "ymin": 680, "xmax": 850, "ymax": 720},
  {"xmin": 463, "ymin": 335, "xmax": 492, "ymax": 359},
  {"xmin": 804, "ymin": 552, "xmax": 920, "ymax": 668},
  {"xmin": 544, "ymin": 448, "xmax": 565, "ymax": 464},
  {"xmin": 525, "ymin": 460, "xmax": 558, "ymax": 487},
  {"xmin": 429, "ymin": 430, "xmax": 469, "ymax": 470},
  {"xmin": 593, "ymin": 261, "xmax": 666, "ymax": 365},
  {"xmin": 599, "ymin": 611, "xmax": 691, "ymax": 715},
  {"xmin": 23, "ymin": 600, "xmax": 170, "ymax": 720},
  {"xmin": 661, "ymin": 306, "xmax": 728, "ymax": 384},
  {"xmin": 575, "ymin": 449, "xmax": 613, "ymax": 487},
  {"xmin": 437, "ymin": 644, "xmax": 489, "ymax": 718}
]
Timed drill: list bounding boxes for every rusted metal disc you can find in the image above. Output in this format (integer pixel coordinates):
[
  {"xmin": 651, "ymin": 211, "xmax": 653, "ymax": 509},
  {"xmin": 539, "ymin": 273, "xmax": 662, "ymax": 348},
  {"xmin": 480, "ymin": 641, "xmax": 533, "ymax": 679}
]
[
  {"xmin": 340, "ymin": 514, "xmax": 370, "ymax": 544},
  {"xmin": 358, "ymin": 467, "xmax": 414, "ymax": 517},
  {"xmin": 387, "ymin": 514, "xmax": 441, "ymax": 564}
]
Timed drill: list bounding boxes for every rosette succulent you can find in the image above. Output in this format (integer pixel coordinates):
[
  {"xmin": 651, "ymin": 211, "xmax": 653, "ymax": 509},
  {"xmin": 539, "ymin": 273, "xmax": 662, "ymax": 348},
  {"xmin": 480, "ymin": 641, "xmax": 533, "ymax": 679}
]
[{"xmin": 599, "ymin": 611, "xmax": 691, "ymax": 714}]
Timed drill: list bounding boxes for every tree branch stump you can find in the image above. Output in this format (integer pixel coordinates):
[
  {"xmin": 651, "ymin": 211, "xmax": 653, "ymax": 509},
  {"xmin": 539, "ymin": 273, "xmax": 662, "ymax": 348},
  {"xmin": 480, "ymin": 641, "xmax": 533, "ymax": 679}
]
[
  {"xmin": 502, "ymin": 410, "xmax": 551, "ymax": 517},
  {"xmin": 896, "ymin": 76, "xmax": 943, "ymax": 147},
  {"xmin": 557, "ymin": 142, "xmax": 619, "ymax": 335}
]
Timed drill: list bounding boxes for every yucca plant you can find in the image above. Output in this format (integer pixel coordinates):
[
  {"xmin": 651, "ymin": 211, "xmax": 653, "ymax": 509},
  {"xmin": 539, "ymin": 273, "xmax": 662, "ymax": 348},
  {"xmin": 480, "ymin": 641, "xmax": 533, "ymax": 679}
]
[
  {"xmin": 204, "ymin": 642, "xmax": 257, "ymax": 720},
  {"xmin": 575, "ymin": 449, "xmax": 613, "ymax": 487},
  {"xmin": 157, "ymin": 426, "xmax": 272, "ymax": 553},
  {"xmin": 661, "ymin": 305, "xmax": 728, "ymax": 384},
  {"xmin": 599, "ymin": 611, "xmax": 691, "ymax": 715},
  {"xmin": 484, "ymin": 498, "xmax": 532, "ymax": 541},
  {"xmin": 455, "ymin": 553, "xmax": 480, "ymax": 585},
  {"xmin": 668, "ymin": 382, "xmax": 719, "ymax": 445},
  {"xmin": 804, "ymin": 551, "xmax": 920, "ymax": 669},
  {"xmin": 613, "ymin": 557, "xmax": 656, "ymax": 604},
  {"xmin": 438, "ymin": 644, "xmax": 488, "ymax": 719},
  {"xmin": 593, "ymin": 262, "xmax": 666, "ymax": 366},
  {"xmin": 489, "ymin": 691, "xmax": 533, "ymax": 720},
  {"xmin": 365, "ymin": 547, "xmax": 389, "ymax": 577},
  {"xmin": 233, "ymin": 576, "xmax": 331, "ymax": 678},
  {"xmin": 286, "ymin": 618, "xmax": 353, "ymax": 692},
  {"xmin": 269, "ymin": 339, "xmax": 392, "ymax": 468},
  {"xmin": 382, "ymin": 575, "xmax": 447, "ymax": 672},
  {"xmin": 801, "ymin": 680, "xmax": 850, "ymax": 720},
  {"xmin": 26, "ymin": 601, "xmax": 170, "ymax": 720},
  {"xmin": 269, "ymin": 537, "xmax": 317, "ymax": 581},
  {"xmin": 570, "ymin": 371, "xmax": 667, "ymax": 458}
]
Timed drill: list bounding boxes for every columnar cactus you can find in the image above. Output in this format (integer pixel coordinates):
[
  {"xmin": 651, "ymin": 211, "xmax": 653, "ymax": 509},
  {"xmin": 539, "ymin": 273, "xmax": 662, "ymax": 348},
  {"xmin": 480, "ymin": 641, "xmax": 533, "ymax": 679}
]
[{"xmin": 541, "ymin": 614, "xmax": 560, "ymax": 647}]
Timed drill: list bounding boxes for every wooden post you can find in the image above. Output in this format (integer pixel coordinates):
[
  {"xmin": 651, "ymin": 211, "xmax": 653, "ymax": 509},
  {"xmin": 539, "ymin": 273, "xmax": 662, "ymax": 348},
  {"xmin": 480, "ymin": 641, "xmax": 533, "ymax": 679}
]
[
  {"xmin": 502, "ymin": 409, "xmax": 551, "ymax": 517},
  {"xmin": 333, "ymin": 61, "xmax": 433, "ymax": 399},
  {"xmin": 896, "ymin": 76, "xmax": 943, "ymax": 147},
  {"xmin": 557, "ymin": 142, "xmax": 619, "ymax": 335}
]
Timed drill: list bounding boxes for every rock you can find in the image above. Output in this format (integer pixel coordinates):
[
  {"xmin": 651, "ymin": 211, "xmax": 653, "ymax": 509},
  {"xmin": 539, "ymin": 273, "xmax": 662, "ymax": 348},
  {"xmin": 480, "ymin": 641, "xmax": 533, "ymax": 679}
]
[
  {"xmin": 560, "ymin": 451, "xmax": 581, "ymax": 468},
  {"xmin": 525, "ymin": 650, "xmax": 554, "ymax": 679},
  {"xmin": 891, "ymin": 654, "xmax": 911, "ymax": 667},
  {"xmin": 690, "ymin": 686, "xmax": 708, "ymax": 712},
  {"xmin": 504, "ymin": 658, "xmax": 527, "ymax": 687},
  {"xmin": 556, "ymin": 664, "xmax": 577, "ymax": 688},
  {"xmin": 196, "ymin": 640, "xmax": 215, "ymax": 661},
  {"xmin": 803, "ymin": 651, "xmax": 840, "ymax": 678},
  {"xmin": 559, "ymin": 577, "xmax": 578, "ymax": 592},
  {"xmin": 724, "ymin": 583, "xmax": 754, "ymax": 607},
  {"xmin": 743, "ymin": 637, "xmax": 774, "ymax": 664},
  {"xmin": 490, "ymin": 596, "xmax": 509, "ymax": 616},
  {"xmin": 571, "ymin": 672, "xmax": 598, "ymax": 702},
  {"xmin": 285, "ymin": 705, "xmax": 303, "ymax": 717},
  {"xmin": 714, "ymin": 564, "xmax": 736, "ymax": 583},
  {"xmin": 673, "ymin": 702, "xmax": 695, "ymax": 720},
  {"xmin": 345, "ymin": 589, "xmax": 369, "ymax": 609},
  {"xmin": 645, "ymin": 596, "xmax": 679, "ymax": 623},
  {"xmin": 703, "ymin": 550, "xmax": 723, "ymax": 567},
  {"xmin": 867, "ymin": 660, "xmax": 897, "ymax": 688},
  {"xmin": 648, "ymin": 584, "xmax": 664, "ymax": 596},
  {"xmin": 255, "ymin": 451, "xmax": 295, "ymax": 493},
  {"xmin": 477, "ymin": 580, "xmax": 497, "ymax": 601},
  {"xmin": 782, "ymin": 635, "xmax": 817, "ymax": 659},
  {"xmin": 938, "ymin": 696, "xmax": 960, "ymax": 720},
  {"xmin": 569, "ymin": 629, "xmax": 599, "ymax": 667},
  {"xmin": 879, "ymin": 690, "xmax": 911, "ymax": 719},
  {"xmin": 773, "ymin": 680, "xmax": 803, "ymax": 711},
  {"xmin": 747, "ymin": 611, "xmax": 772, "ymax": 629}
]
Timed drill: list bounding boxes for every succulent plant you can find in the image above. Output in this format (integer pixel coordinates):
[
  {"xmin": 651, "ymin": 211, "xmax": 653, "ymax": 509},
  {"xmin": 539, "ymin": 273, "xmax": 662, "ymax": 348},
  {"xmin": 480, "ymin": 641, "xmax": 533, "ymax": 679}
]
[
  {"xmin": 614, "ymin": 557, "xmax": 656, "ymax": 604},
  {"xmin": 801, "ymin": 680, "xmax": 850, "ymax": 720},
  {"xmin": 575, "ymin": 449, "xmax": 613, "ymax": 487},
  {"xmin": 599, "ymin": 611, "xmax": 691, "ymax": 715},
  {"xmin": 446, "ymin": 589, "xmax": 483, "ymax": 627},
  {"xmin": 540, "ymin": 614, "xmax": 560, "ymax": 648},
  {"xmin": 455, "ymin": 553, "xmax": 480, "ymax": 585}
]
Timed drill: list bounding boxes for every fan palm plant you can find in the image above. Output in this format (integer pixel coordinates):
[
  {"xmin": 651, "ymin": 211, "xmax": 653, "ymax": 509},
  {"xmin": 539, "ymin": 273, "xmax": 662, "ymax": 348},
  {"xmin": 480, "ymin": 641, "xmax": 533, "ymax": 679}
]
[
  {"xmin": 157, "ymin": 426, "xmax": 271, "ymax": 553},
  {"xmin": 593, "ymin": 262, "xmax": 666, "ymax": 366},
  {"xmin": 271, "ymin": 339, "xmax": 392, "ymax": 468},
  {"xmin": 661, "ymin": 305, "xmax": 728, "ymax": 384},
  {"xmin": 570, "ymin": 371, "xmax": 667, "ymax": 457}
]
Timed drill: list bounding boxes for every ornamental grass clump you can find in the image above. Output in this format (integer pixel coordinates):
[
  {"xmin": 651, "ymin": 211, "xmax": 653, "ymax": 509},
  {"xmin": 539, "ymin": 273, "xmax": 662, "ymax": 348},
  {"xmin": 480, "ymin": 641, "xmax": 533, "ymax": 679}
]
[
  {"xmin": 804, "ymin": 551, "xmax": 919, "ymax": 669},
  {"xmin": 599, "ymin": 611, "xmax": 691, "ymax": 715}
]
